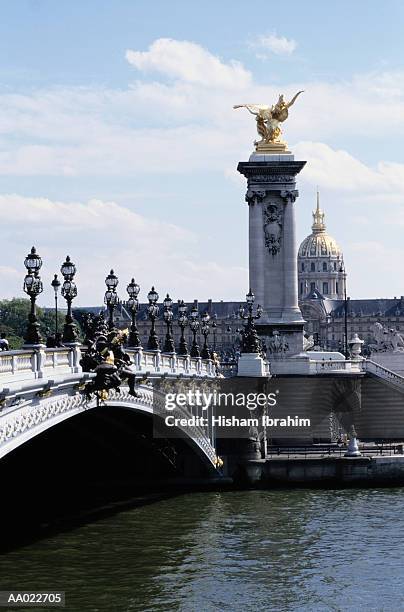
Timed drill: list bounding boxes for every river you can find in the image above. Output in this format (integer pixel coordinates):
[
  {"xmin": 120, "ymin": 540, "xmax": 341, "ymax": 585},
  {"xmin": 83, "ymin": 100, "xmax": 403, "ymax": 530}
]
[{"xmin": 1, "ymin": 488, "xmax": 404, "ymax": 611}]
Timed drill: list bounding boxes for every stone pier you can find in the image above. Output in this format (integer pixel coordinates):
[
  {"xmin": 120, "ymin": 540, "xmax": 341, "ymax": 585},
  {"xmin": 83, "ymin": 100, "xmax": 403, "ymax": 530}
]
[{"xmin": 237, "ymin": 152, "xmax": 306, "ymax": 356}]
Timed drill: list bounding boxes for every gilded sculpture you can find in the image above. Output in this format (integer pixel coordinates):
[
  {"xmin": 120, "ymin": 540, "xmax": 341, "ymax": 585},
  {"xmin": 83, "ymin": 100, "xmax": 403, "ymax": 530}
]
[{"xmin": 234, "ymin": 91, "xmax": 304, "ymax": 152}]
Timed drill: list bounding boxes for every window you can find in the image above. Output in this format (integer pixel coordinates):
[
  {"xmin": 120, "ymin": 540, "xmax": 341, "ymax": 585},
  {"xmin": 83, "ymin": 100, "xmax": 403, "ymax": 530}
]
[
  {"xmin": 336, "ymin": 282, "xmax": 339, "ymax": 294},
  {"xmin": 334, "ymin": 262, "xmax": 337, "ymax": 270},
  {"xmin": 301, "ymin": 263, "xmax": 304, "ymax": 271},
  {"xmin": 310, "ymin": 282, "xmax": 316, "ymax": 291},
  {"xmin": 310, "ymin": 262, "xmax": 315, "ymax": 272},
  {"xmin": 300, "ymin": 282, "xmax": 303, "ymax": 295},
  {"xmin": 323, "ymin": 262, "xmax": 327, "ymax": 271},
  {"xmin": 323, "ymin": 282, "xmax": 329, "ymax": 295}
]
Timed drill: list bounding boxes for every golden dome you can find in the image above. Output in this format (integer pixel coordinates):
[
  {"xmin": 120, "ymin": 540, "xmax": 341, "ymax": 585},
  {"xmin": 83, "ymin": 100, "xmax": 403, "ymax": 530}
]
[{"xmin": 298, "ymin": 192, "xmax": 342, "ymax": 259}]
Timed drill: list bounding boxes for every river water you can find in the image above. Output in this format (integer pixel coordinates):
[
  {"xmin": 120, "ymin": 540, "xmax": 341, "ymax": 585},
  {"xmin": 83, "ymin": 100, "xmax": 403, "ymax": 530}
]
[{"xmin": 1, "ymin": 488, "xmax": 404, "ymax": 612}]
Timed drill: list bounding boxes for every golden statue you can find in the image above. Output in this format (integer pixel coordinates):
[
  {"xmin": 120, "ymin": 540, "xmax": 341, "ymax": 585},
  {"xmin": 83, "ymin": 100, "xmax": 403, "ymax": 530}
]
[{"xmin": 234, "ymin": 91, "xmax": 304, "ymax": 152}]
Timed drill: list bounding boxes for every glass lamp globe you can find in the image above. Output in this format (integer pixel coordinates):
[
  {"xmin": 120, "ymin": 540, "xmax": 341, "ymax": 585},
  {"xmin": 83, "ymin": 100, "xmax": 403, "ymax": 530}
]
[
  {"xmin": 61, "ymin": 255, "xmax": 76, "ymax": 280},
  {"xmin": 147, "ymin": 286, "xmax": 159, "ymax": 304},
  {"xmin": 24, "ymin": 247, "xmax": 42, "ymax": 272},
  {"xmin": 105, "ymin": 270, "xmax": 119, "ymax": 290}
]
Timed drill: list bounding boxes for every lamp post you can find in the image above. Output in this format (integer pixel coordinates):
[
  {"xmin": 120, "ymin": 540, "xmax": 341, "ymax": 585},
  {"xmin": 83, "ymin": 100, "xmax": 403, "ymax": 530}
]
[
  {"xmin": 238, "ymin": 289, "xmax": 262, "ymax": 353},
  {"xmin": 212, "ymin": 315, "xmax": 217, "ymax": 351},
  {"xmin": 339, "ymin": 263, "xmax": 349, "ymax": 358},
  {"xmin": 189, "ymin": 305, "xmax": 200, "ymax": 358},
  {"xmin": 177, "ymin": 300, "xmax": 188, "ymax": 355},
  {"xmin": 60, "ymin": 255, "xmax": 78, "ymax": 343},
  {"xmin": 126, "ymin": 278, "xmax": 141, "ymax": 348},
  {"xmin": 163, "ymin": 294, "xmax": 175, "ymax": 353},
  {"xmin": 51, "ymin": 274, "xmax": 61, "ymax": 344},
  {"xmin": 104, "ymin": 269, "xmax": 119, "ymax": 331},
  {"xmin": 147, "ymin": 286, "xmax": 159, "ymax": 350},
  {"xmin": 201, "ymin": 311, "xmax": 211, "ymax": 359},
  {"xmin": 23, "ymin": 246, "xmax": 43, "ymax": 345}
]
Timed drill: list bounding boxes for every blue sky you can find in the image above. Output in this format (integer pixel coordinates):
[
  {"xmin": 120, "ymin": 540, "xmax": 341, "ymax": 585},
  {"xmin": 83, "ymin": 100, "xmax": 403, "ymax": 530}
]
[{"xmin": 1, "ymin": 0, "xmax": 404, "ymax": 305}]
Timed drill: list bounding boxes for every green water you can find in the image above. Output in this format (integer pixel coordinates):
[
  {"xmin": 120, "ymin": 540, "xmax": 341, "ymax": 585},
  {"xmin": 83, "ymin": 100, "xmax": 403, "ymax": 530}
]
[{"xmin": 1, "ymin": 488, "xmax": 404, "ymax": 611}]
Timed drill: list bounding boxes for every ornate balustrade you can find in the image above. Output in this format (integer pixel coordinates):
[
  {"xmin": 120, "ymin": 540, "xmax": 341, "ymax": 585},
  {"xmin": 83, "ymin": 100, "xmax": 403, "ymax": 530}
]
[
  {"xmin": 0, "ymin": 345, "xmax": 216, "ymax": 386},
  {"xmin": 363, "ymin": 359, "xmax": 404, "ymax": 392},
  {"xmin": 270, "ymin": 355, "xmax": 364, "ymax": 376}
]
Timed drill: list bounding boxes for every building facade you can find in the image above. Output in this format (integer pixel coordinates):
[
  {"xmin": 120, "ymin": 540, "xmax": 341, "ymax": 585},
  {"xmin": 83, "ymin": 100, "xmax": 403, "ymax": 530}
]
[{"xmin": 298, "ymin": 192, "xmax": 346, "ymax": 300}]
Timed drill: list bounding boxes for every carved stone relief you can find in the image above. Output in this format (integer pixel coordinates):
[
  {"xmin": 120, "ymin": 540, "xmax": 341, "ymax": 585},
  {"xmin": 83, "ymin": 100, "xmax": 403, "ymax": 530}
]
[{"xmin": 263, "ymin": 203, "xmax": 283, "ymax": 255}]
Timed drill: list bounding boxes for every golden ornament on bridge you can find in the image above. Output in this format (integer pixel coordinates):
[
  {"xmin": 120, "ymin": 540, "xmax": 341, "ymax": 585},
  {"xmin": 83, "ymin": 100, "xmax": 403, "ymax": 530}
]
[{"xmin": 234, "ymin": 91, "xmax": 304, "ymax": 153}]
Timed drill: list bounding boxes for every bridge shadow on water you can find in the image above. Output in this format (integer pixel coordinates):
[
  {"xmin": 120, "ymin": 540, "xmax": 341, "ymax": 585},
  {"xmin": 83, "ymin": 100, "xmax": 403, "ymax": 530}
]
[{"xmin": 0, "ymin": 406, "xmax": 219, "ymax": 552}]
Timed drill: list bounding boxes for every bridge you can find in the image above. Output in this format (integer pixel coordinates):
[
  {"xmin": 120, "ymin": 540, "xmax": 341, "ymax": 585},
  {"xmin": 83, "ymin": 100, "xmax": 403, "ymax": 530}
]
[
  {"xmin": 2, "ymin": 342, "xmax": 404, "ymax": 473},
  {"xmin": 0, "ymin": 345, "xmax": 220, "ymax": 471}
]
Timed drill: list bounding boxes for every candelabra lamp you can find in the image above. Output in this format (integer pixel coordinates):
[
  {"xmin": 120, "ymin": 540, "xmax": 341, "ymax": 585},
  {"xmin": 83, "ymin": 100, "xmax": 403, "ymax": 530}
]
[
  {"xmin": 104, "ymin": 269, "xmax": 119, "ymax": 331},
  {"xmin": 201, "ymin": 311, "xmax": 211, "ymax": 359},
  {"xmin": 147, "ymin": 286, "xmax": 160, "ymax": 350},
  {"xmin": 60, "ymin": 255, "xmax": 78, "ymax": 343},
  {"xmin": 189, "ymin": 305, "xmax": 200, "ymax": 358},
  {"xmin": 23, "ymin": 246, "xmax": 44, "ymax": 345},
  {"xmin": 51, "ymin": 274, "xmax": 61, "ymax": 343},
  {"xmin": 211, "ymin": 317, "xmax": 217, "ymax": 351},
  {"xmin": 163, "ymin": 293, "xmax": 175, "ymax": 353},
  {"xmin": 126, "ymin": 277, "xmax": 141, "ymax": 348},
  {"xmin": 177, "ymin": 300, "xmax": 188, "ymax": 355},
  {"xmin": 239, "ymin": 289, "xmax": 263, "ymax": 353}
]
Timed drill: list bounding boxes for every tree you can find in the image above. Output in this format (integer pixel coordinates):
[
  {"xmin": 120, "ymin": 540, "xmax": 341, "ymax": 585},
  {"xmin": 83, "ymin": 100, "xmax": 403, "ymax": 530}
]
[{"xmin": 0, "ymin": 298, "xmax": 67, "ymax": 349}]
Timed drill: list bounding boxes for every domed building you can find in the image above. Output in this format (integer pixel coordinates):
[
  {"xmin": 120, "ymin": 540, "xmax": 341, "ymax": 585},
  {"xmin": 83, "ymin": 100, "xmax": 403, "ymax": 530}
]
[{"xmin": 298, "ymin": 192, "xmax": 346, "ymax": 300}]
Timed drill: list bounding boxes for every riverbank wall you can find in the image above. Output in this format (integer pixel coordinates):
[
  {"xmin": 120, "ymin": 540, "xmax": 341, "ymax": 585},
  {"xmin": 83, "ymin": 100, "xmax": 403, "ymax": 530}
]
[{"xmin": 242, "ymin": 455, "xmax": 404, "ymax": 485}]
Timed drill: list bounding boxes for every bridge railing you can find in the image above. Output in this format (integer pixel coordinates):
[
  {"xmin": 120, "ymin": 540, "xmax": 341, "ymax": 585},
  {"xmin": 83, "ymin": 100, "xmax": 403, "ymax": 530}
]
[
  {"xmin": 0, "ymin": 346, "xmax": 82, "ymax": 383},
  {"xmin": 127, "ymin": 348, "xmax": 215, "ymax": 377},
  {"xmin": 363, "ymin": 359, "xmax": 404, "ymax": 391},
  {"xmin": 0, "ymin": 345, "xmax": 217, "ymax": 385}
]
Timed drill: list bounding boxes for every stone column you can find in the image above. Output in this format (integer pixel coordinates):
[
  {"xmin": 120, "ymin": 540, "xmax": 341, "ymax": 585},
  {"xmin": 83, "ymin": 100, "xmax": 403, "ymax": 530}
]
[
  {"xmin": 238, "ymin": 154, "xmax": 306, "ymax": 357},
  {"xmin": 247, "ymin": 191, "xmax": 265, "ymax": 306},
  {"xmin": 281, "ymin": 189, "xmax": 301, "ymax": 321}
]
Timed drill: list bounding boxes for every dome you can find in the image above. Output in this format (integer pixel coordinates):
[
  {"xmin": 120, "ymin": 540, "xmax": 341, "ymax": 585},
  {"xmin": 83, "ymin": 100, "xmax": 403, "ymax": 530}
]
[
  {"xmin": 298, "ymin": 233, "xmax": 342, "ymax": 258},
  {"xmin": 298, "ymin": 194, "xmax": 342, "ymax": 259}
]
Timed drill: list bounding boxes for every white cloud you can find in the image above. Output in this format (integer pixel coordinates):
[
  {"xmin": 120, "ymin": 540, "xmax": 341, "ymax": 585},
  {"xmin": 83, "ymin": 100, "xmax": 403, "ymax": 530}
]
[
  {"xmin": 251, "ymin": 33, "xmax": 297, "ymax": 57},
  {"xmin": 0, "ymin": 194, "xmax": 247, "ymax": 304},
  {"xmin": 2, "ymin": 39, "xmax": 404, "ymax": 300},
  {"xmin": 294, "ymin": 141, "xmax": 404, "ymax": 199},
  {"xmin": 126, "ymin": 38, "xmax": 251, "ymax": 89}
]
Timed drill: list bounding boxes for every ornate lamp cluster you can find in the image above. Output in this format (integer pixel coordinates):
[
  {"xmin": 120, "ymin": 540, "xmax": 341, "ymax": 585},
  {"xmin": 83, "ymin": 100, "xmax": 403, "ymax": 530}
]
[
  {"xmin": 103, "ymin": 271, "xmax": 213, "ymax": 357},
  {"xmin": 60, "ymin": 255, "xmax": 78, "ymax": 343},
  {"xmin": 114, "ymin": 275, "xmax": 213, "ymax": 358},
  {"xmin": 22, "ymin": 247, "xmax": 79, "ymax": 346},
  {"xmin": 104, "ymin": 270, "xmax": 119, "ymax": 331},
  {"xmin": 23, "ymin": 247, "xmax": 44, "ymax": 345},
  {"xmin": 20, "ymin": 248, "xmax": 213, "ymax": 359},
  {"xmin": 239, "ymin": 289, "xmax": 263, "ymax": 353}
]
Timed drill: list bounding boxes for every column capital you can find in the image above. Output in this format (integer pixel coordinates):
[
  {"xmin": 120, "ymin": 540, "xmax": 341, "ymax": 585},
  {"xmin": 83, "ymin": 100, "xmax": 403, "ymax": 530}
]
[
  {"xmin": 280, "ymin": 189, "xmax": 299, "ymax": 203},
  {"xmin": 245, "ymin": 188, "xmax": 267, "ymax": 205}
]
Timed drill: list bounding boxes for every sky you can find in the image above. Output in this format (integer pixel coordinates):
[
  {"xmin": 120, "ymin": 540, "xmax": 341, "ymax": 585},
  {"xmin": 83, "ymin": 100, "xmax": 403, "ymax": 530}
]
[{"xmin": 1, "ymin": 0, "xmax": 404, "ymax": 305}]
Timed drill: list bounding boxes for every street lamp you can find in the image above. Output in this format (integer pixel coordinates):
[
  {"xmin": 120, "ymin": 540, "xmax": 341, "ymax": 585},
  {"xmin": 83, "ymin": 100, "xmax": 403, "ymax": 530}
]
[
  {"xmin": 126, "ymin": 278, "xmax": 141, "ymax": 348},
  {"xmin": 339, "ymin": 263, "xmax": 349, "ymax": 358},
  {"xmin": 147, "ymin": 286, "xmax": 159, "ymax": 350},
  {"xmin": 201, "ymin": 311, "xmax": 211, "ymax": 359},
  {"xmin": 104, "ymin": 269, "xmax": 119, "ymax": 331},
  {"xmin": 177, "ymin": 300, "xmax": 188, "ymax": 355},
  {"xmin": 239, "ymin": 288, "xmax": 262, "ymax": 353},
  {"xmin": 61, "ymin": 255, "xmax": 78, "ymax": 343},
  {"xmin": 212, "ymin": 320, "xmax": 217, "ymax": 351},
  {"xmin": 211, "ymin": 313, "xmax": 218, "ymax": 352},
  {"xmin": 163, "ymin": 294, "xmax": 175, "ymax": 353},
  {"xmin": 189, "ymin": 305, "xmax": 200, "ymax": 357},
  {"xmin": 23, "ymin": 246, "xmax": 43, "ymax": 345},
  {"xmin": 51, "ymin": 274, "xmax": 61, "ymax": 344}
]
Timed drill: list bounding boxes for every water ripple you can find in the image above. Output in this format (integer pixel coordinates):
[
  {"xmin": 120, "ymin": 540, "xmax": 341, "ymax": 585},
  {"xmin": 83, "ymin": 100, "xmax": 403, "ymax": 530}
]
[{"xmin": 1, "ymin": 489, "xmax": 404, "ymax": 611}]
